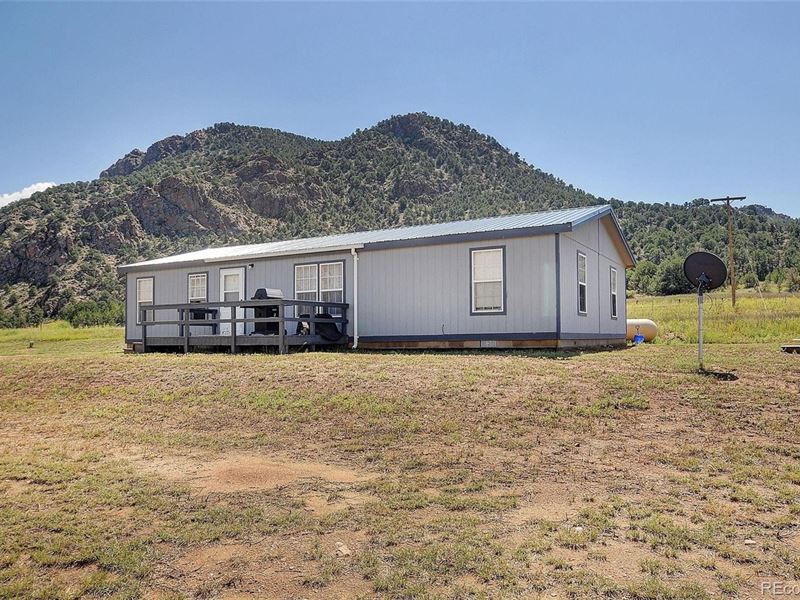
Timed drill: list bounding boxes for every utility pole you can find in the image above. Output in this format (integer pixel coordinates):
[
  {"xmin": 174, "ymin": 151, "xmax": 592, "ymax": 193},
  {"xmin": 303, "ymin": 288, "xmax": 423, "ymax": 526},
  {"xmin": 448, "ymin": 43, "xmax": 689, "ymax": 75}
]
[{"xmin": 709, "ymin": 196, "xmax": 746, "ymax": 307}]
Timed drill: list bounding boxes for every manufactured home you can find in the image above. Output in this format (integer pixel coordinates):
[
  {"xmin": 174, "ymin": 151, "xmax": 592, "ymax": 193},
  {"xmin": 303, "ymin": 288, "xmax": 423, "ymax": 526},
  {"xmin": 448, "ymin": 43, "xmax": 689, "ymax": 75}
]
[{"xmin": 119, "ymin": 204, "xmax": 636, "ymax": 352}]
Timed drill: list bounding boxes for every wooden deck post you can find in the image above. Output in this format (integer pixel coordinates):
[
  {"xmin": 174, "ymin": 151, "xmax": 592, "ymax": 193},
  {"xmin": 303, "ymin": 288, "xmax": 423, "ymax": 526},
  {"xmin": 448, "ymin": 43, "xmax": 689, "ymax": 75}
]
[
  {"xmin": 182, "ymin": 308, "xmax": 189, "ymax": 354},
  {"xmin": 278, "ymin": 303, "xmax": 286, "ymax": 355},
  {"xmin": 230, "ymin": 309, "xmax": 237, "ymax": 354},
  {"xmin": 141, "ymin": 308, "xmax": 147, "ymax": 353},
  {"xmin": 309, "ymin": 309, "xmax": 317, "ymax": 352}
]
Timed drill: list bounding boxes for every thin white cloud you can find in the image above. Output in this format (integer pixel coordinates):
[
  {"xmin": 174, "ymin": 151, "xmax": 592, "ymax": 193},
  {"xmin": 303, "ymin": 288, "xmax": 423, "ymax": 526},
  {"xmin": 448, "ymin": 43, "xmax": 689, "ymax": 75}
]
[{"xmin": 0, "ymin": 182, "xmax": 56, "ymax": 208}]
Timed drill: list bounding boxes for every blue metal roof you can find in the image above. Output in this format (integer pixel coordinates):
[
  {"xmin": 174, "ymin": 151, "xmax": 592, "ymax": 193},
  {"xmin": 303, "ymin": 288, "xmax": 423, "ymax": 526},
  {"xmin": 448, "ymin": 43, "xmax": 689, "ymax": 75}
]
[{"xmin": 120, "ymin": 204, "xmax": 634, "ymax": 270}]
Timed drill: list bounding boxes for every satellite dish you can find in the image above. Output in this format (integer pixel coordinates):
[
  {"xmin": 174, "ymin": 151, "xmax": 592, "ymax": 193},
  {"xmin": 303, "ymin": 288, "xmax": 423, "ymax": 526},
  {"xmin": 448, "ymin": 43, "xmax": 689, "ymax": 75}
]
[
  {"xmin": 683, "ymin": 251, "xmax": 727, "ymax": 291},
  {"xmin": 683, "ymin": 251, "xmax": 728, "ymax": 372}
]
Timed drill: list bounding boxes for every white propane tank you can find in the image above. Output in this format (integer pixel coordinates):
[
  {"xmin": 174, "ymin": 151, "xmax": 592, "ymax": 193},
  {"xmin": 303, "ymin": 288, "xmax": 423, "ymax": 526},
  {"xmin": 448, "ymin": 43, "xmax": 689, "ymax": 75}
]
[{"xmin": 626, "ymin": 319, "xmax": 658, "ymax": 342}]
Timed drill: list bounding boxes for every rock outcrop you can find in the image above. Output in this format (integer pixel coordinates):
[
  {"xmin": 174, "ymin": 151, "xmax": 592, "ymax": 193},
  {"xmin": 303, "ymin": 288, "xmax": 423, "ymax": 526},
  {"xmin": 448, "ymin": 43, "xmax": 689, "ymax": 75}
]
[{"xmin": 100, "ymin": 149, "xmax": 145, "ymax": 178}]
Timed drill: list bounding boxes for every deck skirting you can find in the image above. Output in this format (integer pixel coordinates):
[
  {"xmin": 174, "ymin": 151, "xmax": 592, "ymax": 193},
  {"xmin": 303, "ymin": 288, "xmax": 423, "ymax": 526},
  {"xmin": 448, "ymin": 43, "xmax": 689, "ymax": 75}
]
[{"xmin": 138, "ymin": 334, "xmax": 344, "ymax": 352}]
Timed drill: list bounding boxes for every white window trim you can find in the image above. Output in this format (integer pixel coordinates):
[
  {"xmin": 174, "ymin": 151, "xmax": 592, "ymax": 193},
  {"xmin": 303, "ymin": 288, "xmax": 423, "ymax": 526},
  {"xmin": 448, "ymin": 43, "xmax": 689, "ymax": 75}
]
[
  {"xmin": 319, "ymin": 261, "xmax": 344, "ymax": 299},
  {"xmin": 295, "ymin": 261, "xmax": 345, "ymax": 316},
  {"xmin": 577, "ymin": 252, "xmax": 588, "ymax": 316},
  {"xmin": 294, "ymin": 264, "xmax": 319, "ymax": 317},
  {"xmin": 471, "ymin": 247, "xmax": 505, "ymax": 314},
  {"xmin": 610, "ymin": 267, "xmax": 618, "ymax": 319},
  {"xmin": 319, "ymin": 262, "xmax": 344, "ymax": 315},
  {"xmin": 136, "ymin": 277, "xmax": 154, "ymax": 325},
  {"xmin": 188, "ymin": 273, "xmax": 208, "ymax": 303}
]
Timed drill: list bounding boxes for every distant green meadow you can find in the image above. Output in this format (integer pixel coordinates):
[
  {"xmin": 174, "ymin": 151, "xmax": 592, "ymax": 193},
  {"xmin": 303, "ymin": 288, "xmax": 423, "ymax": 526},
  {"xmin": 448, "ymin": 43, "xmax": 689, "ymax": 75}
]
[
  {"xmin": 0, "ymin": 321, "xmax": 122, "ymax": 355},
  {"xmin": 0, "ymin": 290, "xmax": 797, "ymax": 357},
  {"xmin": 628, "ymin": 289, "xmax": 800, "ymax": 344}
]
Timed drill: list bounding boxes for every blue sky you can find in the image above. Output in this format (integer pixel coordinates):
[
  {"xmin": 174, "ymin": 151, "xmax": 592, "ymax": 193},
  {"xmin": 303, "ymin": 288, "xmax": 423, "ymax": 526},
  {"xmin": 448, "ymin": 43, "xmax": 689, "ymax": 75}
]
[{"xmin": 1, "ymin": 2, "xmax": 798, "ymax": 215}]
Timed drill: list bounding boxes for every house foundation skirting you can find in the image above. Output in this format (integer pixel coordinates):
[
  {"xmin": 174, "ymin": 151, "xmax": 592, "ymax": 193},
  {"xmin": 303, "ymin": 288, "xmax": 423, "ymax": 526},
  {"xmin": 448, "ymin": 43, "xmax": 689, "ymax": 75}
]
[{"xmin": 357, "ymin": 333, "xmax": 626, "ymax": 350}]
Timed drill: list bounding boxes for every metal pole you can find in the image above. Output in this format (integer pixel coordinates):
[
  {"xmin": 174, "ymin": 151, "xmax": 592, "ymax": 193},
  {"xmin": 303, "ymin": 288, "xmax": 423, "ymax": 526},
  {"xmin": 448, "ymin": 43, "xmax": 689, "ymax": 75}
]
[{"xmin": 698, "ymin": 290, "xmax": 704, "ymax": 372}]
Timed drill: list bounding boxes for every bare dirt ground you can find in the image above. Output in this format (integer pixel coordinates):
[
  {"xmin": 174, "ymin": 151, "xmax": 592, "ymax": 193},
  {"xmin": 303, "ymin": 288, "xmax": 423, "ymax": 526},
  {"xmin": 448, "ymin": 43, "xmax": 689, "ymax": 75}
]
[{"xmin": 1, "ymin": 339, "xmax": 798, "ymax": 599}]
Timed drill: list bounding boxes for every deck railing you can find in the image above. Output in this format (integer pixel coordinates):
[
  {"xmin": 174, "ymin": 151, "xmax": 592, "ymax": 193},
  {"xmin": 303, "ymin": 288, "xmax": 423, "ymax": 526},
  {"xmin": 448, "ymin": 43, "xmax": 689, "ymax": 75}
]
[{"xmin": 139, "ymin": 299, "xmax": 349, "ymax": 354}]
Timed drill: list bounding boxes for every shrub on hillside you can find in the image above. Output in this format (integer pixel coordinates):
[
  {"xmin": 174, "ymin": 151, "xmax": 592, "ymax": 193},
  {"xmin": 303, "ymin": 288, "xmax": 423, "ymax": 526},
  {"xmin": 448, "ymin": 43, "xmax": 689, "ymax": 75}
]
[
  {"xmin": 0, "ymin": 306, "xmax": 35, "ymax": 329},
  {"xmin": 61, "ymin": 300, "xmax": 124, "ymax": 327},
  {"xmin": 629, "ymin": 260, "xmax": 658, "ymax": 294},
  {"xmin": 786, "ymin": 268, "xmax": 800, "ymax": 293},
  {"xmin": 654, "ymin": 258, "xmax": 693, "ymax": 295},
  {"xmin": 739, "ymin": 272, "xmax": 759, "ymax": 289}
]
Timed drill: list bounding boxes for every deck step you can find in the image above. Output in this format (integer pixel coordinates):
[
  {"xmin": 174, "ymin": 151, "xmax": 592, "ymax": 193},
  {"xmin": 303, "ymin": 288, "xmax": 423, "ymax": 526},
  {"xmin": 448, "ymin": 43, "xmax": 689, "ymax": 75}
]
[{"xmin": 123, "ymin": 342, "xmax": 143, "ymax": 354}]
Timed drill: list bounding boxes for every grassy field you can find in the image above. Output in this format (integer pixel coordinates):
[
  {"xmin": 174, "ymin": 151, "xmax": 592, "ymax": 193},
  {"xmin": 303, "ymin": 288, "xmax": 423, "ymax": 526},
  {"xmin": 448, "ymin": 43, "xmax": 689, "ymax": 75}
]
[
  {"xmin": 628, "ymin": 289, "xmax": 800, "ymax": 344},
  {"xmin": 0, "ymin": 322, "xmax": 799, "ymax": 599}
]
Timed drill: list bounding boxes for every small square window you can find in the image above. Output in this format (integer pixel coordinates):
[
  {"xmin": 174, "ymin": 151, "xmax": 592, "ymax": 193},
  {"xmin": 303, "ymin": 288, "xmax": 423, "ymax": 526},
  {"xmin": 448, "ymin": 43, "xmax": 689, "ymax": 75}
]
[{"xmin": 188, "ymin": 273, "xmax": 207, "ymax": 303}]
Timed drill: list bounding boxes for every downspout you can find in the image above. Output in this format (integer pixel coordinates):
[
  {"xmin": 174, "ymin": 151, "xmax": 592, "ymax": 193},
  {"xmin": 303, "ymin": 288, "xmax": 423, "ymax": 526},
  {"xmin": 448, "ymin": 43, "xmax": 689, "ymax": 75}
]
[
  {"xmin": 350, "ymin": 247, "xmax": 359, "ymax": 349},
  {"xmin": 555, "ymin": 233, "xmax": 561, "ymax": 341}
]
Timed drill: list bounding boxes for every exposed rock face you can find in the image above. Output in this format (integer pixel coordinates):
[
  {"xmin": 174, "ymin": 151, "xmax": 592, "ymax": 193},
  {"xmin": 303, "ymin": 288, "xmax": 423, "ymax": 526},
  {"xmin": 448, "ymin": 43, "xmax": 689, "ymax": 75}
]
[
  {"xmin": 125, "ymin": 185, "xmax": 203, "ymax": 236},
  {"xmin": 100, "ymin": 130, "xmax": 208, "ymax": 178},
  {"xmin": 235, "ymin": 157, "xmax": 287, "ymax": 183},
  {"xmin": 142, "ymin": 135, "xmax": 195, "ymax": 168},
  {"xmin": 392, "ymin": 171, "xmax": 447, "ymax": 199},
  {"xmin": 80, "ymin": 215, "xmax": 143, "ymax": 254},
  {"xmin": 100, "ymin": 149, "xmax": 144, "ymax": 178},
  {"xmin": 376, "ymin": 113, "xmax": 459, "ymax": 156},
  {"xmin": 124, "ymin": 175, "xmax": 247, "ymax": 236},
  {"xmin": 234, "ymin": 157, "xmax": 328, "ymax": 219},
  {"xmin": 0, "ymin": 222, "xmax": 74, "ymax": 286}
]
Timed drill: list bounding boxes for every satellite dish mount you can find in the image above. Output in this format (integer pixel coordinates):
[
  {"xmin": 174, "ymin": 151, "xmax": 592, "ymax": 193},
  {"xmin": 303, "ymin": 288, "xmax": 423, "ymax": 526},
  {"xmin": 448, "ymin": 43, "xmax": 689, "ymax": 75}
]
[{"xmin": 683, "ymin": 252, "xmax": 727, "ymax": 372}]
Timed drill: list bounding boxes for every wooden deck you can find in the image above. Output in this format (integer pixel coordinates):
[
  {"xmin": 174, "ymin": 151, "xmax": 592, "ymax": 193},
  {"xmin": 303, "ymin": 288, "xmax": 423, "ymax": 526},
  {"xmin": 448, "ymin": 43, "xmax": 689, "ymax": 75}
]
[
  {"xmin": 781, "ymin": 340, "xmax": 800, "ymax": 354},
  {"xmin": 137, "ymin": 298, "xmax": 349, "ymax": 354}
]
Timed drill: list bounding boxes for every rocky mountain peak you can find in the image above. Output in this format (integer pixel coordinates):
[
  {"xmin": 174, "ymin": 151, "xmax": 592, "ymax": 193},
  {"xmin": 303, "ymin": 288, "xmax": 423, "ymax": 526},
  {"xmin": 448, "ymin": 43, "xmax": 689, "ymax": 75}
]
[
  {"xmin": 99, "ymin": 149, "xmax": 145, "ymax": 179},
  {"xmin": 1, "ymin": 113, "xmax": 797, "ymax": 324}
]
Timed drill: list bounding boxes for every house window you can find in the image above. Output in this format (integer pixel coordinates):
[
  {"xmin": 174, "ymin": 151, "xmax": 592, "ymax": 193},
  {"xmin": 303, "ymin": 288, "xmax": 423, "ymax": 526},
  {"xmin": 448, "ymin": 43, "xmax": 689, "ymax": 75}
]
[
  {"xmin": 294, "ymin": 261, "xmax": 345, "ymax": 317},
  {"xmin": 320, "ymin": 262, "xmax": 344, "ymax": 316},
  {"xmin": 577, "ymin": 252, "xmax": 588, "ymax": 315},
  {"xmin": 136, "ymin": 277, "xmax": 154, "ymax": 325},
  {"xmin": 295, "ymin": 264, "xmax": 319, "ymax": 316},
  {"xmin": 471, "ymin": 248, "xmax": 504, "ymax": 313},
  {"xmin": 188, "ymin": 273, "xmax": 207, "ymax": 303},
  {"xmin": 610, "ymin": 267, "xmax": 618, "ymax": 319}
]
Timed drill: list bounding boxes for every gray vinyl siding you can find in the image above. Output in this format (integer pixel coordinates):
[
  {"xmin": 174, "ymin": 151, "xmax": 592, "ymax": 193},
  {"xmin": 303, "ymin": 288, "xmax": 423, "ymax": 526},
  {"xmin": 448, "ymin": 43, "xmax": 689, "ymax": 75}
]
[
  {"xmin": 558, "ymin": 216, "xmax": 627, "ymax": 337},
  {"xmin": 125, "ymin": 219, "xmax": 629, "ymax": 344},
  {"xmin": 125, "ymin": 251, "xmax": 353, "ymax": 341},
  {"xmin": 358, "ymin": 235, "xmax": 557, "ymax": 337}
]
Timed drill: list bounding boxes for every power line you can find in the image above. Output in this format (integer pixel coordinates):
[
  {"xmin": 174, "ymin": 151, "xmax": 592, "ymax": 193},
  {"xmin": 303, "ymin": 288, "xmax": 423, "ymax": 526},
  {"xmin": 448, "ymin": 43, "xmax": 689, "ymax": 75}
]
[{"xmin": 709, "ymin": 196, "xmax": 746, "ymax": 307}]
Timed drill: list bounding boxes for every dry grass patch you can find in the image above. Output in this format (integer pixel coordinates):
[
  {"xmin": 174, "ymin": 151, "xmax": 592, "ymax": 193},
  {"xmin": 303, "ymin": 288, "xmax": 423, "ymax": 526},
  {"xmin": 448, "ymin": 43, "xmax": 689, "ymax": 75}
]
[{"xmin": 0, "ymin": 327, "xmax": 798, "ymax": 598}]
